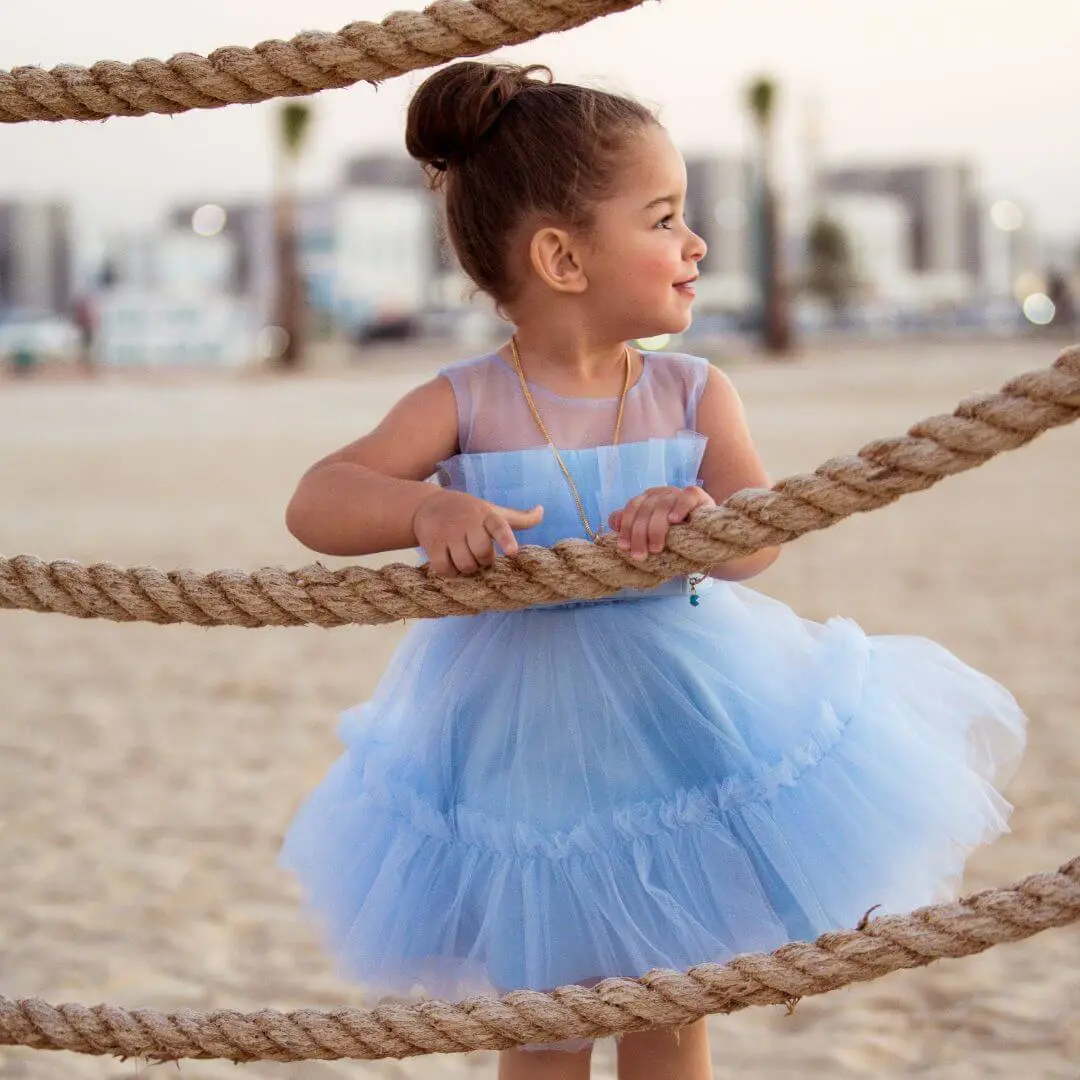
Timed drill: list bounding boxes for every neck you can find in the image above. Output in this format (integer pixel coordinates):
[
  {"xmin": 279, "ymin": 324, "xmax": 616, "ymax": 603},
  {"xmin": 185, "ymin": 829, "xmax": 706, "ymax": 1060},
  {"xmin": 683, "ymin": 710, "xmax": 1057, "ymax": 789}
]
[{"xmin": 507, "ymin": 324, "xmax": 631, "ymax": 390}]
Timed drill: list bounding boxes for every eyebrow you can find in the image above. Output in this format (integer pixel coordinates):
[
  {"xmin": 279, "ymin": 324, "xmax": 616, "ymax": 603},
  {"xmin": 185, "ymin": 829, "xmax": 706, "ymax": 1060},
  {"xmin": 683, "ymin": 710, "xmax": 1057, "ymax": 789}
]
[{"xmin": 642, "ymin": 194, "xmax": 678, "ymax": 212}]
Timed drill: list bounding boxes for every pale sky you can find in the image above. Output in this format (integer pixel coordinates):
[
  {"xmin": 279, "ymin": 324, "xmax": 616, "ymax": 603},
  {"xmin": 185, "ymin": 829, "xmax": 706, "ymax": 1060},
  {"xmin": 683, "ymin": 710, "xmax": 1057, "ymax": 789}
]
[{"xmin": 2, "ymin": 0, "xmax": 1079, "ymax": 242}]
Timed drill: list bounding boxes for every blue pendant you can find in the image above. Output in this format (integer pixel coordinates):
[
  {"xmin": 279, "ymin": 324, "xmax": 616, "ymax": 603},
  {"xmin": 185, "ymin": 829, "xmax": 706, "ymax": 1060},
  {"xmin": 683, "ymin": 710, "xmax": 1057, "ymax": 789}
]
[{"xmin": 689, "ymin": 593, "xmax": 700, "ymax": 607}]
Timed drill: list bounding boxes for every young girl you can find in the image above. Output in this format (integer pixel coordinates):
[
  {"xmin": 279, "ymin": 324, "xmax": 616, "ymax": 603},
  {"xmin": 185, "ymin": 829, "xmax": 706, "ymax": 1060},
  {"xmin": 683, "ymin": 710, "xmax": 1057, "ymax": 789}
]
[{"xmin": 280, "ymin": 61, "xmax": 1026, "ymax": 1080}]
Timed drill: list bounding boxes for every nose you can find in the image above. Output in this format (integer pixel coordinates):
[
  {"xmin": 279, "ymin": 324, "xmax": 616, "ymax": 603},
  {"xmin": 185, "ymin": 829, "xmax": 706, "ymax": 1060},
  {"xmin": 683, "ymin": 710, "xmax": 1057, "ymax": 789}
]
[{"xmin": 686, "ymin": 227, "xmax": 707, "ymax": 264}]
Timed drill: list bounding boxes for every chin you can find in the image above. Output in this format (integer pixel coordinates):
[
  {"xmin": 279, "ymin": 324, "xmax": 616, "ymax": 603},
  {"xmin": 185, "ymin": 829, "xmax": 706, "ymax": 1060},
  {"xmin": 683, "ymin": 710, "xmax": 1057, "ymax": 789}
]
[{"xmin": 624, "ymin": 312, "xmax": 694, "ymax": 342}]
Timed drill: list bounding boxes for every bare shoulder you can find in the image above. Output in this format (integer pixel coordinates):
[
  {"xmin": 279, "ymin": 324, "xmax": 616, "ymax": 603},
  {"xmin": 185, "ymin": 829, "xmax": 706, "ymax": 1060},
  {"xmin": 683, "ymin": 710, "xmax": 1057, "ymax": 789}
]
[
  {"xmin": 373, "ymin": 373, "xmax": 458, "ymax": 438},
  {"xmin": 311, "ymin": 374, "xmax": 459, "ymax": 482},
  {"xmin": 694, "ymin": 363, "xmax": 770, "ymax": 496},
  {"xmin": 696, "ymin": 362, "xmax": 748, "ymax": 427},
  {"xmin": 647, "ymin": 351, "xmax": 740, "ymax": 414}
]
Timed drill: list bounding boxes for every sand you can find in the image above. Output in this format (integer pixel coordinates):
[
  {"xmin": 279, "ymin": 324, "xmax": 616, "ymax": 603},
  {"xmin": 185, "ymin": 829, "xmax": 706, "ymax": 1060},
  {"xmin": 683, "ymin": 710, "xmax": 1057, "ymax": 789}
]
[{"xmin": 1, "ymin": 337, "xmax": 1078, "ymax": 1079}]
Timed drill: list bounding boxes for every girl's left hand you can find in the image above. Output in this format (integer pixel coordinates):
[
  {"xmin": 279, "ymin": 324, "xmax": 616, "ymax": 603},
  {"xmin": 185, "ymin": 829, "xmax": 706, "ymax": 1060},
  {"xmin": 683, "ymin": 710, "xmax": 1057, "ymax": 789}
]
[{"xmin": 608, "ymin": 485, "xmax": 715, "ymax": 560}]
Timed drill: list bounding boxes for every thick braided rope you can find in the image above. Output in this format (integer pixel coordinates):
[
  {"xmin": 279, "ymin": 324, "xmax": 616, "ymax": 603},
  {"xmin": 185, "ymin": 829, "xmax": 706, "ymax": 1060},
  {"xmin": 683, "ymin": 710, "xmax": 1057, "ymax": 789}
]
[
  {"xmin": 0, "ymin": 0, "xmax": 647, "ymax": 124},
  {"xmin": 2, "ymin": 346, "xmax": 1078, "ymax": 627},
  {"xmin": 2, "ymin": 856, "xmax": 1077, "ymax": 1061}
]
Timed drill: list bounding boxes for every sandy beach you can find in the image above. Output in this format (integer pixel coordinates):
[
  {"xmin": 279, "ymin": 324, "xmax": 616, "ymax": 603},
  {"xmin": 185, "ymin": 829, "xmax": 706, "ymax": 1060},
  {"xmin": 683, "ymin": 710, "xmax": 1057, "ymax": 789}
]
[{"xmin": 1, "ymin": 336, "xmax": 1078, "ymax": 1079}]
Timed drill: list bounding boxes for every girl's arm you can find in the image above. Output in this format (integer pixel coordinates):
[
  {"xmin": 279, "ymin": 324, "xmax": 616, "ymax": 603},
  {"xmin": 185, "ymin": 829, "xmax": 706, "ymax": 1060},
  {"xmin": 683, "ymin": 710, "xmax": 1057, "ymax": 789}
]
[
  {"xmin": 286, "ymin": 376, "xmax": 544, "ymax": 568},
  {"xmin": 694, "ymin": 364, "xmax": 781, "ymax": 581},
  {"xmin": 285, "ymin": 377, "xmax": 460, "ymax": 557}
]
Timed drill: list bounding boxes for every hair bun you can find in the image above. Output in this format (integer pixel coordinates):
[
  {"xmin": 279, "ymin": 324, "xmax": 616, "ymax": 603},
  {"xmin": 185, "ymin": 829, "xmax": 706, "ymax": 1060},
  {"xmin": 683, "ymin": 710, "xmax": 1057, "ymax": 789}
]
[{"xmin": 406, "ymin": 61, "xmax": 552, "ymax": 173}]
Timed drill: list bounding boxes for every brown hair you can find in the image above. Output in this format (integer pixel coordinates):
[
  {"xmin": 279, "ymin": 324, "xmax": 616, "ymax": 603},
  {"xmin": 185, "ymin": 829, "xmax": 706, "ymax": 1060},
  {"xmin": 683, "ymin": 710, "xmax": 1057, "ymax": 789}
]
[{"xmin": 405, "ymin": 61, "xmax": 657, "ymax": 304}]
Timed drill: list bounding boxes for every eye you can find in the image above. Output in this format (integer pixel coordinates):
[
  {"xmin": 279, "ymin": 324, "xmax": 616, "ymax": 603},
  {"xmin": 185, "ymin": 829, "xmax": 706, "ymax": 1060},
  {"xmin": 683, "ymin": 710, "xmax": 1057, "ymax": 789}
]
[{"xmin": 656, "ymin": 214, "xmax": 674, "ymax": 230}]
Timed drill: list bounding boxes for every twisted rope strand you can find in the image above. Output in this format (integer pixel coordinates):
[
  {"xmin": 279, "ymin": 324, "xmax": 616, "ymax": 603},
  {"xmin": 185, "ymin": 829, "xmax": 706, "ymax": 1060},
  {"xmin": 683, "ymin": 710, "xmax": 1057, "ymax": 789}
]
[
  {"xmin": 0, "ymin": 0, "xmax": 649, "ymax": 124},
  {"xmin": 2, "ymin": 857, "xmax": 1077, "ymax": 1061},
  {"xmin": 6, "ymin": 1, "xmax": 1075, "ymax": 1063},
  {"xmin": 2, "ymin": 346, "xmax": 1077, "ymax": 627}
]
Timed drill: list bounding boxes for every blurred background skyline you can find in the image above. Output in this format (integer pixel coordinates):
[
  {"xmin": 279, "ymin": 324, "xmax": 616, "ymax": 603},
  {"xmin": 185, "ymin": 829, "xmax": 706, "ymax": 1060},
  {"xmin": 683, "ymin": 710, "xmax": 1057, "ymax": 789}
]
[
  {"xmin": 1, "ymin": 0, "xmax": 1079, "ymax": 368},
  {"xmin": 5, "ymin": 0, "xmax": 1080, "ymax": 233}
]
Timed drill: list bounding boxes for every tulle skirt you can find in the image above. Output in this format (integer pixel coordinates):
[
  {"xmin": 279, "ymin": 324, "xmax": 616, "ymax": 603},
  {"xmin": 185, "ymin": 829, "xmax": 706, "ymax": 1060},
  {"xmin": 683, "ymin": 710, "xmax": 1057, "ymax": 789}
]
[{"xmin": 279, "ymin": 580, "xmax": 1025, "ymax": 1009}]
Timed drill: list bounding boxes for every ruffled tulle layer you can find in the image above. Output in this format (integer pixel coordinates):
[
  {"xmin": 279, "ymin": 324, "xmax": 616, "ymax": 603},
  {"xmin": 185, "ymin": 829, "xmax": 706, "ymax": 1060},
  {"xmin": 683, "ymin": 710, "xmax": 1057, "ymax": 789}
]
[{"xmin": 279, "ymin": 583, "xmax": 1025, "ymax": 1001}]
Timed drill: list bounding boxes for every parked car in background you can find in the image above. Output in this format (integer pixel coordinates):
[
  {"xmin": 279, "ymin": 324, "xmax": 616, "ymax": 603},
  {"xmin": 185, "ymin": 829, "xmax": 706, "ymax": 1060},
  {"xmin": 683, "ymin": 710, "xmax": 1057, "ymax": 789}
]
[{"xmin": 0, "ymin": 309, "xmax": 80, "ymax": 364}]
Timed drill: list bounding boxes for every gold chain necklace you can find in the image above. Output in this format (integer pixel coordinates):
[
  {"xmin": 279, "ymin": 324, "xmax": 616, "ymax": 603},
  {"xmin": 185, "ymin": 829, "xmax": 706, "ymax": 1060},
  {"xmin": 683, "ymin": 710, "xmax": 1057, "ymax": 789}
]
[{"xmin": 508, "ymin": 336, "xmax": 631, "ymax": 541}]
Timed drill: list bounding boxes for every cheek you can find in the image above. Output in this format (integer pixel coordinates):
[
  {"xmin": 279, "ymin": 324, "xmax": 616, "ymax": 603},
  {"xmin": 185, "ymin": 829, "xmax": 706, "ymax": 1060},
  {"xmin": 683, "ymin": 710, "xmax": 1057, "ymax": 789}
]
[
  {"xmin": 609, "ymin": 243, "xmax": 678, "ymax": 288},
  {"xmin": 588, "ymin": 227, "xmax": 679, "ymax": 300},
  {"xmin": 639, "ymin": 234, "xmax": 683, "ymax": 274}
]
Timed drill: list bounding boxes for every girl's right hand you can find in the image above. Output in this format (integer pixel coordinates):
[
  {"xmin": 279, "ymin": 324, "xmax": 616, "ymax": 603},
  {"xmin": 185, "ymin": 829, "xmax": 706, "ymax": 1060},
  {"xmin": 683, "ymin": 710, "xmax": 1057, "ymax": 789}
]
[{"xmin": 413, "ymin": 491, "xmax": 544, "ymax": 577}]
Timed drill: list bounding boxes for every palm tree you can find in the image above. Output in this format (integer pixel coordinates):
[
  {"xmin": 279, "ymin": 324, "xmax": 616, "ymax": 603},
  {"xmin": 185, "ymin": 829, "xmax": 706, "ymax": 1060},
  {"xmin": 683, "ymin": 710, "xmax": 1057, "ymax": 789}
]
[
  {"xmin": 745, "ymin": 77, "xmax": 793, "ymax": 355},
  {"xmin": 273, "ymin": 100, "xmax": 314, "ymax": 369},
  {"xmin": 805, "ymin": 214, "xmax": 856, "ymax": 315}
]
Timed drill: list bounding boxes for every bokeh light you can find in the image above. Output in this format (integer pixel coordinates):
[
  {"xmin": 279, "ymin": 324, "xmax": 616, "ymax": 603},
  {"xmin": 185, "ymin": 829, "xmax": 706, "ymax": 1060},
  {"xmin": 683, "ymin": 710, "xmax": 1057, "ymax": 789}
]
[
  {"xmin": 1021, "ymin": 293, "xmax": 1056, "ymax": 326},
  {"xmin": 257, "ymin": 326, "xmax": 290, "ymax": 359},
  {"xmin": 1013, "ymin": 271, "xmax": 1045, "ymax": 302},
  {"xmin": 635, "ymin": 334, "xmax": 674, "ymax": 351},
  {"xmin": 989, "ymin": 199, "xmax": 1024, "ymax": 232},
  {"xmin": 191, "ymin": 204, "xmax": 227, "ymax": 237}
]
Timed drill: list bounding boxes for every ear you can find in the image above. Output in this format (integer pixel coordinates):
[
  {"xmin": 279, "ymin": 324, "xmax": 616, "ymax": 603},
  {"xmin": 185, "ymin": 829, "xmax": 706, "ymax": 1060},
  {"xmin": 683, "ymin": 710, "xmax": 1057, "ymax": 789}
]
[{"xmin": 528, "ymin": 226, "xmax": 588, "ymax": 295}]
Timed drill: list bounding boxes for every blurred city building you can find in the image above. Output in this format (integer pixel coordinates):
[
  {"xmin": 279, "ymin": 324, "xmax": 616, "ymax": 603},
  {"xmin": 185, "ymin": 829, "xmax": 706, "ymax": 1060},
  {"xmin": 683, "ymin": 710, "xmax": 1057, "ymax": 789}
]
[
  {"xmin": 817, "ymin": 193, "xmax": 911, "ymax": 300},
  {"xmin": 167, "ymin": 156, "xmax": 486, "ymax": 350},
  {"xmin": 92, "ymin": 220, "xmax": 257, "ymax": 368},
  {"xmin": 168, "ymin": 198, "xmax": 332, "ymax": 324},
  {"xmin": 2, "ymin": 148, "xmax": 1077, "ymax": 370},
  {"xmin": 684, "ymin": 156, "xmax": 757, "ymax": 312},
  {"xmin": 0, "ymin": 201, "xmax": 73, "ymax": 312},
  {"xmin": 342, "ymin": 153, "xmax": 453, "ymax": 272},
  {"xmin": 0, "ymin": 201, "xmax": 79, "ymax": 365},
  {"xmin": 818, "ymin": 162, "xmax": 985, "ymax": 307},
  {"xmin": 338, "ymin": 154, "xmax": 438, "ymax": 335}
]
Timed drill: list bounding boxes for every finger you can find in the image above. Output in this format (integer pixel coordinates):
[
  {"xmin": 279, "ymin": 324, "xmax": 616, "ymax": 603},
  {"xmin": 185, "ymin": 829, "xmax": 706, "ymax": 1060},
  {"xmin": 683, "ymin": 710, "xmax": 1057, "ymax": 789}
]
[
  {"xmin": 448, "ymin": 538, "xmax": 480, "ymax": 576},
  {"xmin": 629, "ymin": 500, "xmax": 657, "ymax": 559},
  {"xmin": 668, "ymin": 486, "xmax": 709, "ymax": 523},
  {"xmin": 647, "ymin": 497, "xmax": 680, "ymax": 553},
  {"xmin": 427, "ymin": 545, "xmax": 458, "ymax": 579},
  {"xmin": 498, "ymin": 504, "xmax": 544, "ymax": 530},
  {"xmin": 485, "ymin": 514, "xmax": 519, "ymax": 556},
  {"xmin": 466, "ymin": 523, "xmax": 496, "ymax": 568},
  {"xmin": 608, "ymin": 510, "xmax": 623, "ymax": 532},
  {"xmin": 619, "ymin": 495, "xmax": 645, "ymax": 550}
]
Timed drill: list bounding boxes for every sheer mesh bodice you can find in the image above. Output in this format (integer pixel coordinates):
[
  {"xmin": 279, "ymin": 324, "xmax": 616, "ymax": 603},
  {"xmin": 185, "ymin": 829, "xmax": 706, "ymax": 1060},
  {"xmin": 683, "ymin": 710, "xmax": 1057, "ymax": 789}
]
[
  {"xmin": 434, "ymin": 351, "xmax": 711, "ymax": 558},
  {"xmin": 439, "ymin": 349, "xmax": 710, "ymax": 454}
]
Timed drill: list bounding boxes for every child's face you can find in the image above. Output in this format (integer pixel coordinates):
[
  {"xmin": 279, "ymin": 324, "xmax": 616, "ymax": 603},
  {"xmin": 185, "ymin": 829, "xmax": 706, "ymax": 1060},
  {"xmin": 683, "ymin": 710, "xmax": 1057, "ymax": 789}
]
[{"xmin": 582, "ymin": 126, "xmax": 707, "ymax": 340}]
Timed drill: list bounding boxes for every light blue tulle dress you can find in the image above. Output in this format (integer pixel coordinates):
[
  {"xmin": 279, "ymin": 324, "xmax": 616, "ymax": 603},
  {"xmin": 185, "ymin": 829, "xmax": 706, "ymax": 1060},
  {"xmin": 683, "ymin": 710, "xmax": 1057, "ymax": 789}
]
[{"xmin": 280, "ymin": 350, "xmax": 1026, "ymax": 1032}]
